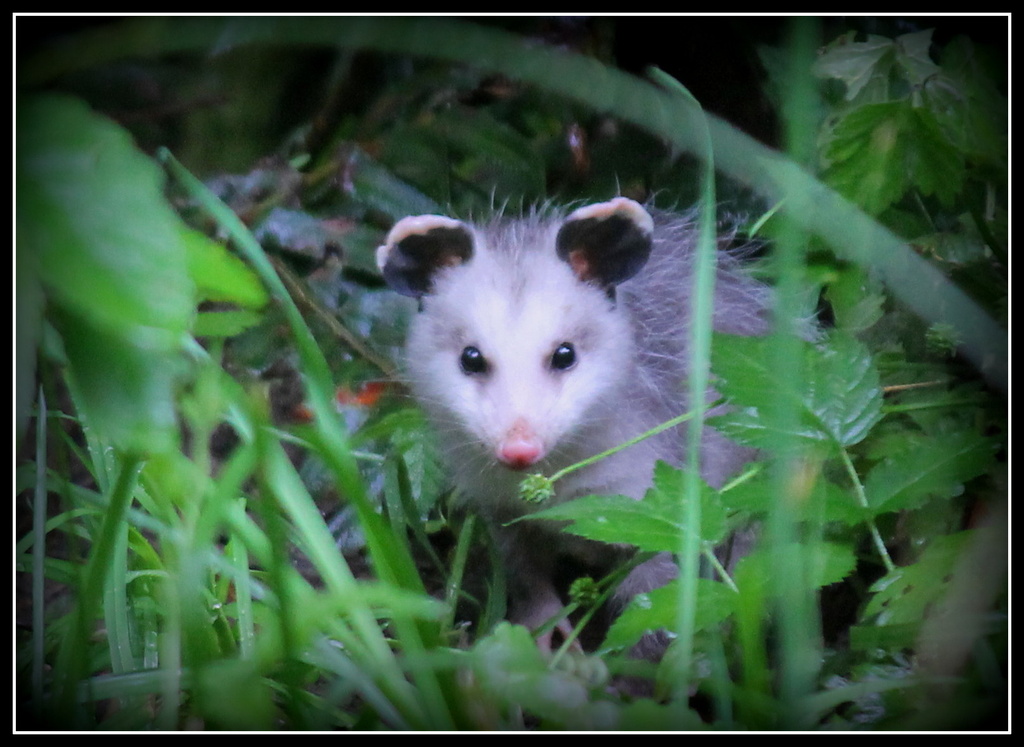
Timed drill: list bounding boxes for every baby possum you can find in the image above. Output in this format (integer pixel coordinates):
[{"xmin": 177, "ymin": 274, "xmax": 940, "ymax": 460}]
[{"xmin": 376, "ymin": 197, "xmax": 772, "ymax": 653}]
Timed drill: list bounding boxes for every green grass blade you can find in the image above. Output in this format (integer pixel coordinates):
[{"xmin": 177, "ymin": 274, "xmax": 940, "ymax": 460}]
[
  {"xmin": 30, "ymin": 389, "xmax": 48, "ymax": 721},
  {"xmin": 53, "ymin": 453, "xmax": 143, "ymax": 725},
  {"xmin": 765, "ymin": 18, "xmax": 825, "ymax": 727}
]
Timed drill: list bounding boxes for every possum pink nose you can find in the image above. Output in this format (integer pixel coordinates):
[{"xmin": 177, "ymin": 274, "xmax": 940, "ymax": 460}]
[{"xmin": 498, "ymin": 419, "xmax": 544, "ymax": 470}]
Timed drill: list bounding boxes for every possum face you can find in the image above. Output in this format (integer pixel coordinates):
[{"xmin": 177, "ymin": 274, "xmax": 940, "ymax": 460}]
[{"xmin": 378, "ymin": 198, "xmax": 654, "ymax": 472}]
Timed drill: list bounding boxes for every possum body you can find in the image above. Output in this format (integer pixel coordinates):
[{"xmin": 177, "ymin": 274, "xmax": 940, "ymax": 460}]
[{"xmin": 377, "ymin": 198, "xmax": 772, "ymax": 648}]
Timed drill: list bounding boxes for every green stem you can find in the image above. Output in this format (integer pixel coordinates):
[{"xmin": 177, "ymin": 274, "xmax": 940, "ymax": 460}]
[
  {"xmin": 547, "ymin": 403, "xmax": 718, "ymax": 485},
  {"xmin": 882, "ymin": 398, "xmax": 990, "ymax": 415},
  {"xmin": 702, "ymin": 546, "xmax": 739, "ymax": 594},
  {"xmin": 839, "ymin": 448, "xmax": 896, "ymax": 574}
]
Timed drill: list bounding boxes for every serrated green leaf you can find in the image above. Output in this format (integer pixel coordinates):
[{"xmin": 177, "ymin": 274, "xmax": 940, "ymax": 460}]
[
  {"xmin": 892, "ymin": 29, "xmax": 941, "ymax": 87},
  {"xmin": 805, "ymin": 333, "xmax": 883, "ymax": 446},
  {"xmin": 709, "ymin": 334, "xmax": 780, "ymax": 412},
  {"xmin": 603, "ymin": 578, "xmax": 737, "ymax": 651},
  {"xmin": 824, "ymin": 100, "xmax": 964, "ymax": 214},
  {"xmin": 864, "ymin": 431, "xmax": 993, "ymax": 515},
  {"xmin": 721, "ymin": 470, "xmax": 866, "ymax": 526},
  {"xmin": 526, "ymin": 461, "xmax": 726, "ymax": 551},
  {"xmin": 823, "ymin": 102, "xmax": 911, "ymax": 214},
  {"xmin": 711, "ymin": 332, "xmax": 882, "ymax": 452},
  {"xmin": 812, "ymin": 34, "xmax": 895, "ymax": 102},
  {"xmin": 905, "ymin": 106, "xmax": 965, "ymax": 206},
  {"xmin": 862, "ymin": 531, "xmax": 974, "ymax": 629},
  {"xmin": 736, "ymin": 540, "xmax": 858, "ymax": 592}
]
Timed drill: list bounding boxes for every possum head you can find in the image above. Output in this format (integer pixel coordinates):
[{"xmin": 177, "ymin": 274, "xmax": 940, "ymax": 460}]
[{"xmin": 377, "ymin": 198, "xmax": 655, "ymax": 479}]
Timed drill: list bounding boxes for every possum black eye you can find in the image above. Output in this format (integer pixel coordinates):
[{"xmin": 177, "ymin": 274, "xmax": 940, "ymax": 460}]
[
  {"xmin": 550, "ymin": 342, "xmax": 577, "ymax": 371},
  {"xmin": 459, "ymin": 346, "xmax": 488, "ymax": 375}
]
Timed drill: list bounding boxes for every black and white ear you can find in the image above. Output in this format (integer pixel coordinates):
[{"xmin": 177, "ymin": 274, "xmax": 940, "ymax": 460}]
[
  {"xmin": 376, "ymin": 215, "xmax": 475, "ymax": 298},
  {"xmin": 555, "ymin": 197, "xmax": 654, "ymax": 290}
]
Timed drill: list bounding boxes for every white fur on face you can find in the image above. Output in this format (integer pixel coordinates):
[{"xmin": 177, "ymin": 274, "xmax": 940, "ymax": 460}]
[{"xmin": 405, "ymin": 225, "xmax": 635, "ymax": 478}]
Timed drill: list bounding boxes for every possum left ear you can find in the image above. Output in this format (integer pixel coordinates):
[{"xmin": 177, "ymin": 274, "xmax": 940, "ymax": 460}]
[
  {"xmin": 376, "ymin": 215, "xmax": 474, "ymax": 298},
  {"xmin": 556, "ymin": 197, "xmax": 654, "ymax": 290}
]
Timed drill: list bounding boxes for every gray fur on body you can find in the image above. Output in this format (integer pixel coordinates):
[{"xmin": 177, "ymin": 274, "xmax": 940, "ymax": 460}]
[{"xmin": 379, "ymin": 200, "xmax": 774, "ymax": 649}]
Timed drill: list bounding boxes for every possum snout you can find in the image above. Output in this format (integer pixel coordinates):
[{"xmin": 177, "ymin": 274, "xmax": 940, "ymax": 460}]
[{"xmin": 497, "ymin": 417, "xmax": 544, "ymax": 470}]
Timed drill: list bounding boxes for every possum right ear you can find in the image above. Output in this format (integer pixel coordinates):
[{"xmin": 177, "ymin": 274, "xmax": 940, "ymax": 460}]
[
  {"xmin": 376, "ymin": 215, "xmax": 474, "ymax": 298},
  {"xmin": 556, "ymin": 197, "xmax": 655, "ymax": 290}
]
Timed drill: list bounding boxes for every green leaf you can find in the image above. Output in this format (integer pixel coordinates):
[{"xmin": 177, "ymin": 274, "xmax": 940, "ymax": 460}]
[
  {"xmin": 193, "ymin": 309, "xmax": 265, "ymax": 338},
  {"xmin": 360, "ymin": 407, "xmax": 445, "ymax": 515},
  {"xmin": 526, "ymin": 461, "xmax": 726, "ymax": 552},
  {"xmin": 721, "ymin": 470, "xmax": 867, "ymax": 526},
  {"xmin": 824, "ymin": 101, "xmax": 964, "ymax": 214},
  {"xmin": 813, "ymin": 29, "xmax": 940, "ymax": 104},
  {"xmin": 932, "ymin": 35, "xmax": 1008, "ymax": 169},
  {"xmin": 344, "ymin": 145, "xmax": 441, "ymax": 220},
  {"xmin": 892, "ymin": 29, "xmax": 942, "ymax": 88},
  {"xmin": 855, "ymin": 531, "xmax": 976, "ymax": 650},
  {"xmin": 193, "ymin": 659, "xmax": 276, "ymax": 730},
  {"xmin": 823, "ymin": 102, "xmax": 909, "ymax": 214},
  {"xmin": 711, "ymin": 332, "xmax": 882, "ymax": 452},
  {"xmin": 736, "ymin": 540, "xmax": 858, "ymax": 592},
  {"xmin": 904, "ymin": 106, "xmax": 966, "ymax": 207},
  {"xmin": 603, "ymin": 578, "xmax": 737, "ymax": 651},
  {"xmin": 616, "ymin": 699, "xmax": 707, "ymax": 731},
  {"xmin": 805, "ymin": 333, "xmax": 884, "ymax": 447},
  {"xmin": 18, "ymin": 94, "xmax": 194, "ymax": 452},
  {"xmin": 18, "ymin": 95, "xmax": 194, "ymax": 336},
  {"xmin": 813, "ymin": 33, "xmax": 895, "ymax": 102},
  {"xmin": 183, "ymin": 226, "xmax": 268, "ymax": 309},
  {"xmin": 53, "ymin": 309, "xmax": 185, "ymax": 453},
  {"xmin": 863, "ymin": 431, "xmax": 994, "ymax": 515},
  {"xmin": 709, "ymin": 333, "xmax": 781, "ymax": 413},
  {"xmin": 825, "ymin": 265, "xmax": 886, "ymax": 333},
  {"xmin": 468, "ymin": 622, "xmax": 616, "ymax": 729}
]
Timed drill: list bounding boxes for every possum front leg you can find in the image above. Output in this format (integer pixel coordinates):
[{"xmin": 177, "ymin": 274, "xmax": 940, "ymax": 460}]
[
  {"xmin": 497, "ymin": 522, "xmax": 580, "ymax": 652},
  {"xmin": 508, "ymin": 577, "xmax": 578, "ymax": 653}
]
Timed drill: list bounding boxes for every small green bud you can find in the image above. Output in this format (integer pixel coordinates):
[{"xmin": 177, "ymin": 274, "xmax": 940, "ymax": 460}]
[
  {"xmin": 568, "ymin": 576, "xmax": 601, "ymax": 607},
  {"xmin": 519, "ymin": 473, "xmax": 555, "ymax": 503},
  {"xmin": 925, "ymin": 322, "xmax": 961, "ymax": 357}
]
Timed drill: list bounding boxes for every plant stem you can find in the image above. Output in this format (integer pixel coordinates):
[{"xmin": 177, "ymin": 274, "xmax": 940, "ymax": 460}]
[
  {"xmin": 547, "ymin": 404, "xmax": 717, "ymax": 485},
  {"xmin": 839, "ymin": 448, "xmax": 896, "ymax": 574}
]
